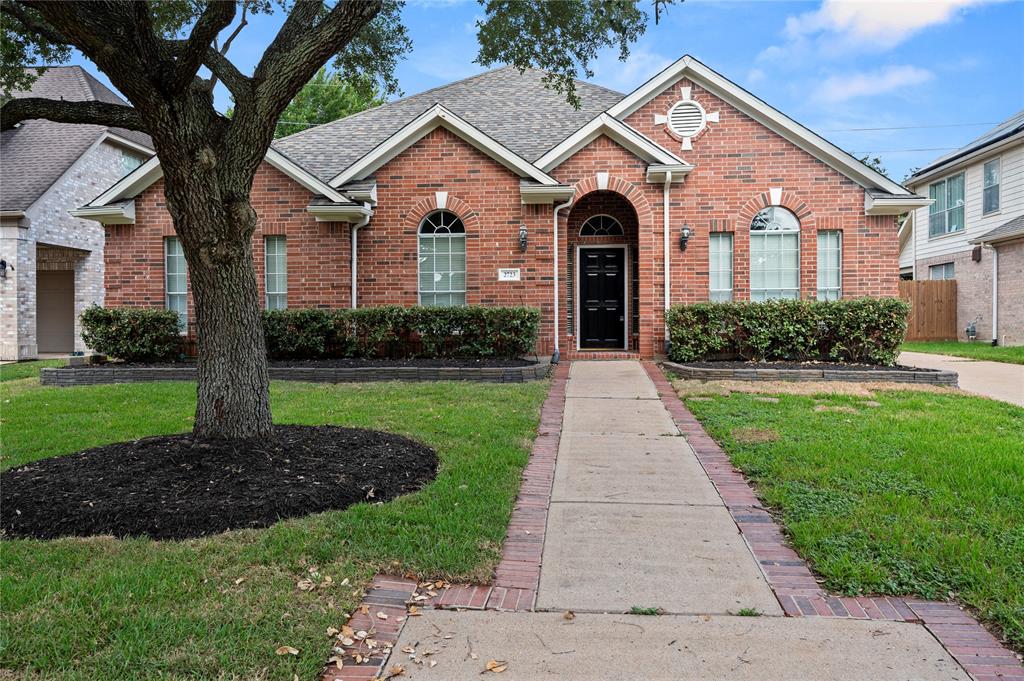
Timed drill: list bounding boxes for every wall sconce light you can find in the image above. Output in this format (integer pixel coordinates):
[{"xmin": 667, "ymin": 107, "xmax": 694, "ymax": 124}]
[
  {"xmin": 0, "ymin": 259, "xmax": 11, "ymax": 279},
  {"xmin": 679, "ymin": 224, "xmax": 692, "ymax": 251},
  {"xmin": 519, "ymin": 225, "xmax": 528, "ymax": 252}
]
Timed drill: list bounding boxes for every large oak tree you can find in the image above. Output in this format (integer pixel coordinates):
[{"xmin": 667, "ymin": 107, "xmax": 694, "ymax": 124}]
[{"xmin": 1, "ymin": 0, "xmax": 670, "ymax": 439}]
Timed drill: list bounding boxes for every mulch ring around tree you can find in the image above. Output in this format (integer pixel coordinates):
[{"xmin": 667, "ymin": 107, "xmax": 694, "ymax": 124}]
[{"xmin": 1, "ymin": 425, "xmax": 437, "ymax": 541}]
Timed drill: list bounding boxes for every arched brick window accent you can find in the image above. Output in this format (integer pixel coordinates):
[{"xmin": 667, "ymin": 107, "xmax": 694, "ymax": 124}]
[
  {"xmin": 404, "ymin": 194, "xmax": 480, "ymax": 307},
  {"xmin": 735, "ymin": 190, "xmax": 817, "ymax": 301}
]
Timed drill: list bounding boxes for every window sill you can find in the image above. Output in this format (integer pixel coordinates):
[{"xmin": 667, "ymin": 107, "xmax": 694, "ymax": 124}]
[{"xmin": 926, "ymin": 229, "xmax": 966, "ymax": 242}]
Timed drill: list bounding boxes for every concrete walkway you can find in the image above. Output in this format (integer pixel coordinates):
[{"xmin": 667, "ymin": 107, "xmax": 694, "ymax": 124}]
[
  {"xmin": 901, "ymin": 351, "xmax": 1024, "ymax": 406},
  {"xmin": 388, "ymin": 361, "xmax": 970, "ymax": 680}
]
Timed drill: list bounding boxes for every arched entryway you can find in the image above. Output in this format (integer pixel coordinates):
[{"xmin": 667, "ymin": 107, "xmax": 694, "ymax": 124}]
[{"xmin": 565, "ymin": 191, "xmax": 640, "ymax": 351}]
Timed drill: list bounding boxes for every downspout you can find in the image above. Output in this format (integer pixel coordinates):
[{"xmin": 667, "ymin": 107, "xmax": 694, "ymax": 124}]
[
  {"xmin": 662, "ymin": 171, "xmax": 672, "ymax": 356},
  {"xmin": 350, "ymin": 206, "xmax": 371, "ymax": 309},
  {"xmin": 989, "ymin": 244, "xmax": 999, "ymax": 345},
  {"xmin": 552, "ymin": 196, "xmax": 574, "ymax": 364}
]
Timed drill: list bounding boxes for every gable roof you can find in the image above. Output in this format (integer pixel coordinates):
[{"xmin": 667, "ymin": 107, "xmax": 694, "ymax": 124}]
[
  {"xmin": 330, "ymin": 104, "xmax": 561, "ymax": 187},
  {"xmin": 908, "ymin": 111, "xmax": 1024, "ymax": 186},
  {"xmin": 535, "ymin": 112, "xmax": 690, "ymax": 171},
  {"xmin": 607, "ymin": 55, "xmax": 912, "ymax": 196},
  {"xmin": 971, "ymin": 213, "xmax": 1024, "ymax": 245},
  {"xmin": 273, "ymin": 66, "xmax": 623, "ymax": 181},
  {"xmin": 0, "ymin": 66, "xmax": 153, "ymax": 212}
]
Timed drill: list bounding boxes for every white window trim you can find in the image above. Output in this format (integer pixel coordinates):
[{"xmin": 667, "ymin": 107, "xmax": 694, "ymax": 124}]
[
  {"xmin": 927, "ymin": 172, "xmax": 965, "ymax": 239},
  {"xmin": 982, "ymin": 157, "xmax": 1001, "ymax": 216},
  {"xmin": 816, "ymin": 230, "xmax": 842, "ymax": 301},
  {"xmin": 708, "ymin": 232, "xmax": 733, "ymax": 302},
  {"xmin": 579, "ymin": 214, "xmax": 625, "ymax": 237},
  {"xmin": 264, "ymin": 235, "xmax": 287, "ymax": 310},
  {"xmin": 749, "ymin": 207, "xmax": 801, "ymax": 301},
  {"xmin": 929, "ymin": 262, "xmax": 956, "ymax": 281},
  {"xmin": 574, "ymin": 244, "xmax": 629, "ymax": 351},
  {"xmin": 417, "ymin": 210, "xmax": 467, "ymax": 307},
  {"xmin": 164, "ymin": 236, "xmax": 188, "ymax": 334}
]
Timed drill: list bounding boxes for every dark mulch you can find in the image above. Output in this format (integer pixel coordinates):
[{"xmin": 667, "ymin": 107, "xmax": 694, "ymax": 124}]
[
  {"xmin": 106, "ymin": 358, "xmax": 535, "ymax": 369},
  {"xmin": 681, "ymin": 360, "xmax": 937, "ymax": 372},
  {"xmin": 1, "ymin": 425, "xmax": 437, "ymax": 541}
]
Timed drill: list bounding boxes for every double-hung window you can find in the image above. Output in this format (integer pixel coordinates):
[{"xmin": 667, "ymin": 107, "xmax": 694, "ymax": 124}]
[
  {"xmin": 983, "ymin": 159, "xmax": 1000, "ymax": 214},
  {"xmin": 418, "ymin": 210, "xmax": 467, "ymax": 307},
  {"xmin": 816, "ymin": 231, "xmax": 842, "ymax": 301},
  {"xmin": 928, "ymin": 173, "xmax": 965, "ymax": 237},
  {"xmin": 929, "ymin": 262, "xmax": 955, "ymax": 280},
  {"xmin": 708, "ymin": 232, "xmax": 733, "ymax": 301},
  {"xmin": 750, "ymin": 206, "xmax": 800, "ymax": 301},
  {"xmin": 264, "ymin": 236, "xmax": 287, "ymax": 310},
  {"xmin": 164, "ymin": 236, "xmax": 188, "ymax": 332}
]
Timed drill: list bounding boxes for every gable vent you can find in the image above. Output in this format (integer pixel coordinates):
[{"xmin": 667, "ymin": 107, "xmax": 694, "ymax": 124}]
[{"xmin": 667, "ymin": 101, "xmax": 705, "ymax": 138}]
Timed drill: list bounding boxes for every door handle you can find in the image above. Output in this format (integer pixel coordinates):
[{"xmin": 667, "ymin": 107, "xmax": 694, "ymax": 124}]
[{"xmin": 619, "ymin": 316, "xmax": 624, "ymax": 322}]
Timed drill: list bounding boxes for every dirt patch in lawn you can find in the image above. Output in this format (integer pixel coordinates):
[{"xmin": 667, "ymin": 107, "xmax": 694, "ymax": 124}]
[
  {"xmin": 1, "ymin": 425, "xmax": 437, "ymax": 540},
  {"xmin": 731, "ymin": 427, "xmax": 780, "ymax": 444}
]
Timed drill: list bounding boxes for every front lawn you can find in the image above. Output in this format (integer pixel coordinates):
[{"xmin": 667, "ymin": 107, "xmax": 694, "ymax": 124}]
[
  {"xmin": 902, "ymin": 340, "xmax": 1024, "ymax": 365},
  {"xmin": 0, "ymin": 378, "xmax": 548, "ymax": 680},
  {"xmin": 680, "ymin": 384, "xmax": 1024, "ymax": 651},
  {"xmin": 0, "ymin": 359, "xmax": 64, "ymax": 382}
]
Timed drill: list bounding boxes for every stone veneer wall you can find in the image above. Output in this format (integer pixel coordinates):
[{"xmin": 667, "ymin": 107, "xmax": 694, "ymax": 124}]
[{"xmin": 0, "ymin": 140, "xmax": 141, "ymax": 360}]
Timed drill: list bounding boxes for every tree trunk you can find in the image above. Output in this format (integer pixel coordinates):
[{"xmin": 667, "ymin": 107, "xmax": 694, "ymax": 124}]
[{"xmin": 161, "ymin": 144, "xmax": 274, "ymax": 440}]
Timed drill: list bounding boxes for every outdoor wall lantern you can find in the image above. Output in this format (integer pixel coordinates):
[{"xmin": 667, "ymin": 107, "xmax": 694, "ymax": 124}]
[
  {"xmin": 679, "ymin": 224, "xmax": 692, "ymax": 251},
  {"xmin": 0, "ymin": 259, "xmax": 11, "ymax": 279},
  {"xmin": 519, "ymin": 225, "xmax": 528, "ymax": 252}
]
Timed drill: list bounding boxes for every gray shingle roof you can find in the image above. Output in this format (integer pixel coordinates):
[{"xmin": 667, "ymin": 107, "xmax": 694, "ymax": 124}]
[
  {"xmin": 273, "ymin": 66, "xmax": 624, "ymax": 182},
  {"xmin": 1, "ymin": 66, "xmax": 153, "ymax": 211},
  {"xmin": 971, "ymin": 214, "xmax": 1024, "ymax": 245},
  {"xmin": 909, "ymin": 110, "xmax": 1024, "ymax": 183}
]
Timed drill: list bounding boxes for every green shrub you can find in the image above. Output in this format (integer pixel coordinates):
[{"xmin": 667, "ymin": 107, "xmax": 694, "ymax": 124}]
[
  {"xmin": 80, "ymin": 306, "xmax": 182, "ymax": 362},
  {"xmin": 263, "ymin": 305, "xmax": 541, "ymax": 360},
  {"xmin": 666, "ymin": 298, "xmax": 910, "ymax": 366}
]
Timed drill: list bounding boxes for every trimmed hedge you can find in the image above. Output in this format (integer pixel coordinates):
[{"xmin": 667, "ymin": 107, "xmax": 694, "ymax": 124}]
[
  {"xmin": 80, "ymin": 306, "xmax": 182, "ymax": 362},
  {"xmin": 666, "ymin": 298, "xmax": 910, "ymax": 366},
  {"xmin": 263, "ymin": 305, "xmax": 541, "ymax": 360}
]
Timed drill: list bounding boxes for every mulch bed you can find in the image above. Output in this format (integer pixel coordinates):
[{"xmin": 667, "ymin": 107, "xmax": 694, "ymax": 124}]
[
  {"xmin": 681, "ymin": 360, "xmax": 936, "ymax": 372},
  {"xmin": 1, "ymin": 425, "xmax": 437, "ymax": 541},
  {"xmin": 107, "ymin": 358, "xmax": 535, "ymax": 369}
]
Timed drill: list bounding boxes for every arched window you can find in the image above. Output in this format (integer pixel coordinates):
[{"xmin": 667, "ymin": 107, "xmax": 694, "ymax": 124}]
[
  {"xmin": 749, "ymin": 206, "xmax": 800, "ymax": 301},
  {"xmin": 418, "ymin": 210, "xmax": 466, "ymax": 307},
  {"xmin": 579, "ymin": 214, "xmax": 624, "ymax": 237}
]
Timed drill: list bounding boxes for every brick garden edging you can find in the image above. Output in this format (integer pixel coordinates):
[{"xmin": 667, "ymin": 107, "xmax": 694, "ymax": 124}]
[
  {"xmin": 643, "ymin": 361, "xmax": 1022, "ymax": 681},
  {"xmin": 319, "ymin": 361, "xmax": 570, "ymax": 681},
  {"xmin": 40, "ymin": 360, "xmax": 550, "ymax": 387},
  {"xmin": 661, "ymin": 359, "xmax": 958, "ymax": 386}
]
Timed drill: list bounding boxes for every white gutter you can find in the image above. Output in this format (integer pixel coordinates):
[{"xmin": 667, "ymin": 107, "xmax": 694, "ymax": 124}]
[
  {"xmin": 552, "ymin": 196, "xmax": 574, "ymax": 363},
  {"xmin": 662, "ymin": 171, "xmax": 673, "ymax": 355},
  {"xmin": 350, "ymin": 207, "xmax": 372, "ymax": 309}
]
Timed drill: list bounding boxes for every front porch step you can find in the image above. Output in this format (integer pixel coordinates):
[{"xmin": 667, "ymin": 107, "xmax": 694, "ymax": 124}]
[{"xmin": 562, "ymin": 350, "xmax": 641, "ymax": 361}]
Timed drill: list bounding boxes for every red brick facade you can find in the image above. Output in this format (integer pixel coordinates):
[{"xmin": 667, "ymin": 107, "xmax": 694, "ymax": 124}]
[{"xmin": 105, "ymin": 75, "xmax": 901, "ymax": 359}]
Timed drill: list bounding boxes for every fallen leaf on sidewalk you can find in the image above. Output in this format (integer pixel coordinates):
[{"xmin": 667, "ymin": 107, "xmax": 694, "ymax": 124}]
[
  {"xmin": 563, "ymin": 610, "xmax": 575, "ymax": 620},
  {"xmin": 485, "ymin": 659, "xmax": 508, "ymax": 673}
]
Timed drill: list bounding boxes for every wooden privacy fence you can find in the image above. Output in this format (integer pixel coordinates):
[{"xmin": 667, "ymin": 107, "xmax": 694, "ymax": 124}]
[{"xmin": 899, "ymin": 280, "xmax": 958, "ymax": 341}]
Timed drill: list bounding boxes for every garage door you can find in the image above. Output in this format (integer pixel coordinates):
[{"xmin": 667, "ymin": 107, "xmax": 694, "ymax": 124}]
[{"xmin": 37, "ymin": 270, "xmax": 75, "ymax": 353}]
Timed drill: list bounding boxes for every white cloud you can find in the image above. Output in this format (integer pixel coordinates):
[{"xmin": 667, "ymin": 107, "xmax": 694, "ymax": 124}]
[
  {"xmin": 782, "ymin": 0, "xmax": 999, "ymax": 51},
  {"xmin": 746, "ymin": 68, "xmax": 766, "ymax": 85},
  {"xmin": 814, "ymin": 64, "xmax": 934, "ymax": 102},
  {"xmin": 591, "ymin": 46, "xmax": 673, "ymax": 92}
]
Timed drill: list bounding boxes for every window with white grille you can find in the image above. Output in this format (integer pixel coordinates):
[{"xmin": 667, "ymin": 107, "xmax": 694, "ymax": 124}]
[
  {"xmin": 418, "ymin": 210, "xmax": 467, "ymax": 307},
  {"xmin": 164, "ymin": 237, "xmax": 187, "ymax": 332}
]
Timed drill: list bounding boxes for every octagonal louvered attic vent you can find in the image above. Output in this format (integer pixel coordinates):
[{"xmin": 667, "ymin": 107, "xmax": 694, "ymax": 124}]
[{"xmin": 667, "ymin": 100, "xmax": 705, "ymax": 137}]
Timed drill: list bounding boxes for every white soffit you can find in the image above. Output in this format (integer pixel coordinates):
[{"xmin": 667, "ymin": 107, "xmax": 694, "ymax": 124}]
[
  {"xmin": 329, "ymin": 104, "xmax": 560, "ymax": 188},
  {"xmin": 536, "ymin": 113, "xmax": 687, "ymax": 171},
  {"xmin": 608, "ymin": 55, "xmax": 911, "ymax": 196}
]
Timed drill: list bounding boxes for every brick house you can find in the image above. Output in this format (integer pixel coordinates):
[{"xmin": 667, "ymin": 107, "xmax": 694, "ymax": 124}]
[
  {"xmin": 75, "ymin": 56, "xmax": 927, "ymax": 359},
  {"xmin": 900, "ymin": 112, "xmax": 1023, "ymax": 346},
  {"xmin": 0, "ymin": 66, "xmax": 153, "ymax": 360}
]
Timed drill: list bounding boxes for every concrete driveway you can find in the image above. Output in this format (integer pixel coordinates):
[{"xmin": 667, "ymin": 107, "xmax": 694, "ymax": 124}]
[{"xmin": 900, "ymin": 351, "xmax": 1024, "ymax": 406}]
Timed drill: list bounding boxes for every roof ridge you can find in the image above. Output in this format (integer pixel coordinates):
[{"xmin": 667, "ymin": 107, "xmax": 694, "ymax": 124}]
[{"xmin": 78, "ymin": 68, "xmax": 129, "ymax": 106}]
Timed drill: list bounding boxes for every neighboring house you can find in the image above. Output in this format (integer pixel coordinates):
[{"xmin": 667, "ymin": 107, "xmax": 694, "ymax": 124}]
[
  {"xmin": 75, "ymin": 56, "xmax": 926, "ymax": 359},
  {"xmin": 0, "ymin": 66, "xmax": 153, "ymax": 360},
  {"xmin": 901, "ymin": 112, "xmax": 1024, "ymax": 345}
]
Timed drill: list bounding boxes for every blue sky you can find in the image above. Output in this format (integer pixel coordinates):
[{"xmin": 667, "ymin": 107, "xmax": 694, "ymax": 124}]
[{"xmin": 73, "ymin": 0, "xmax": 1023, "ymax": 181}]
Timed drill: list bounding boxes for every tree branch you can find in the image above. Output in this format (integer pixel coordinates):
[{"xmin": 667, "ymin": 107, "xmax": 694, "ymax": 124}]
[
  {"xmin": 204, "ymin": 47, "xmax": 251, "ymax": 99},
  {"xmin": 167, "ymin": 1, "xmax": 237, "ymax": 93},
  {"xmin": 208, "ymin": 2, "xmax": 248, "ymax": 92},
  {"xmin": 1, "ymin": 0, "xmax": 71, "ymax": 46},
  {"xmin": 1, "ymin": 97, "xmax": 143, "ymax": 131}
]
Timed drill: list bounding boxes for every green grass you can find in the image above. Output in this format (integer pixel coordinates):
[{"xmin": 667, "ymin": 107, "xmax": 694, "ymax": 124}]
[
  {"xmin": 0, "ymin": 359, "xmax": 64, "ymax": 382},
  {"xmin": 0, "ymin": 378, "xmax": 549, "ymax": 680},
  {"xmin": 735, "ymin": 608, "xmax": 762, "ymax": 617},
  {"xmin": 681, "ymin": 386, "xmax": 1024, "ymax": 651},
  {"xmin": 628, "ymin": 606, "xmax": 662, "ymax": 616},
  {"xmin": 902, "ymin": 340, "xmax": 1024, "ymax": 364}
]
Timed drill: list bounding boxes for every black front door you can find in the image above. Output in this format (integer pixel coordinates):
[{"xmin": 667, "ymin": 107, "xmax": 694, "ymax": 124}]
[{"xmin": 579, "ymin": 248, "xmax": 626, "ymax": 349}]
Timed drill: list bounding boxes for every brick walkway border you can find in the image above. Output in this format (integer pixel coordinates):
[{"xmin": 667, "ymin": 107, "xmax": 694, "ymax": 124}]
[
  {"xmin": 643, "ymin": 361, "xmax": 1022, "ymax": 681},
  {"xmin": 320, "ymin": 362, "xmax": 570, "ymax": 681}
]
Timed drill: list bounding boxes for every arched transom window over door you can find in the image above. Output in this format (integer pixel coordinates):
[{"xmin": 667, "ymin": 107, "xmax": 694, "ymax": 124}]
[
  {"xmin": 750, "ymin": 206, "xmax": 800, "ymax": 301},
  {"xmin": 418, "ymin": 210, "xmax": 466, "ymax": 306},
  {"xmin": 579, "ymin": 214, "xmax": 625, "ymax": 237}
]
